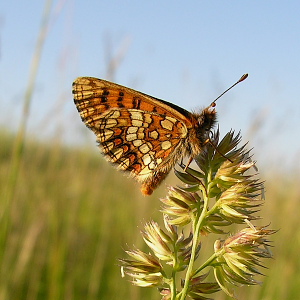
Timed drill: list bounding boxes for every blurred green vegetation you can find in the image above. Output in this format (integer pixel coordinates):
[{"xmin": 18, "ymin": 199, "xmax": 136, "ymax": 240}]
[{"xmin": 0, "ymin": 129, "xmax": 299, "ymax": 300}]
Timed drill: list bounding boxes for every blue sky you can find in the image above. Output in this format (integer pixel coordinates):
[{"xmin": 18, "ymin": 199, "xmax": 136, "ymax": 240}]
[{"xmin": 1, "ymin": 1, "xmax": 299, "ymax": 169}]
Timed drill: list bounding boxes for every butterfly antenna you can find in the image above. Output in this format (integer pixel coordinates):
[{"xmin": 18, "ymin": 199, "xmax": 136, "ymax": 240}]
[{"xmin": 210, "ymin": 73, "xmax": 248, "ymax": 107}]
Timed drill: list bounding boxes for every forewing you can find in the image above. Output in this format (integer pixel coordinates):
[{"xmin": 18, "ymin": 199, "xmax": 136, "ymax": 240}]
[
  {"xmin": 72, "ymin": 77, "xmax": 193, "ymax": 130},
  {"xmin": 72, "ymin": 77, "xmax": 190, "ymax": 181}
]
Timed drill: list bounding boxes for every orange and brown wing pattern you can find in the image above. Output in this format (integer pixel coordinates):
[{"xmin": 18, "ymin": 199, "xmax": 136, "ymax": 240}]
[
  {"xmin": 73, "ymin": 77, "xmax": 193, "ymax": 129},
  {"xmin": 97, "ymin": 109, "xmax": 187, "ymax": 175},
  {"xmin": 72, "ymin": 77, "xmax": 192, "ymax": 194}
]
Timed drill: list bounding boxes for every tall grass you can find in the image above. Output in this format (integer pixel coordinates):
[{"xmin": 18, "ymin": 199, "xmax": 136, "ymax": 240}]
[
  {"xmin": 0, "ymin": 129, "xmax": 159, "ymax": 300},
  {"xmin": 0, "ymin": 129, "xmax": 299, "ymax": 300}
]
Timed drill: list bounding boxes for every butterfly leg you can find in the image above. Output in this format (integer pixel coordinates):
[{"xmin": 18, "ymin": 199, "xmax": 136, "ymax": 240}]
[
  {"xmin": 183, "ymin": 156, "xmax": 193, "ymax": 172},
  {"xmin": 204, "ymin": 138, "xmax": 233, "ymax": 163}
]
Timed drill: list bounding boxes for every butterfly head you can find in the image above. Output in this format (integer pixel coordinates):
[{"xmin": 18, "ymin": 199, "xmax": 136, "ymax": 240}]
[{"xmin": 197, "ymin": 106, "xmax": 217, "ymax": 132}]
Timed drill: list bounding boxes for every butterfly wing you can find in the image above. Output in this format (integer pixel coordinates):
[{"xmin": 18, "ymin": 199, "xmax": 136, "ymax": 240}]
[{"xmin": 73, "ymin": 77, "xmax": 194, "ymax": 194}]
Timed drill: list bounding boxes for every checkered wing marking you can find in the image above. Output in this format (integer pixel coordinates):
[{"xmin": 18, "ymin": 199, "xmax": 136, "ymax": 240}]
[{"xmin": 73, "ymin": 77, "xmax": 192, "ymax": 181}]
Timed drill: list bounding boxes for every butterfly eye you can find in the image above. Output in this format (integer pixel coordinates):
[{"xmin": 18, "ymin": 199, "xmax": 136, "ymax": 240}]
[
  {"xmin": 198, "ymin": 115, "xmax": 205, "ymax": 125},
  {"xmin": 198, "ymin": 110, "xmax": 216, "ymax": 132}
]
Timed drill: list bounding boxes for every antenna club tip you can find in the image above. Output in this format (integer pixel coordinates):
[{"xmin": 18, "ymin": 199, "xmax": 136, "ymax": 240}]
[
  {"xmin": 239, "ymin": 73, "xmax": 248, "ymax": 82},
  {"xmin": 210, "ymin": 73, "xmax": 248, "ymax": 105}
]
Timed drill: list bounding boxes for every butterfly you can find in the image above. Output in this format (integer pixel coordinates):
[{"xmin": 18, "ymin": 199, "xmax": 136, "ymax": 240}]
[{"xmin": 72, "ymin": 75, "xmax": 247, "ymax": 195}]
